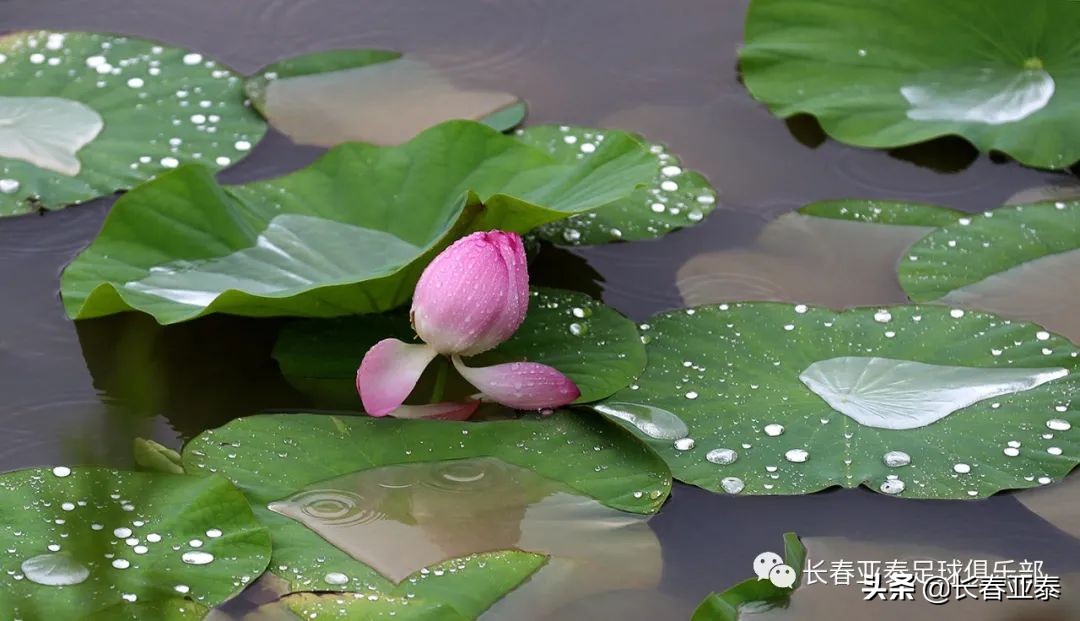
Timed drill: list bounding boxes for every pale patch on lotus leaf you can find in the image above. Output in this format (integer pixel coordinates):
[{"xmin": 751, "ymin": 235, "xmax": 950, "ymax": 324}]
[
  {"xmin": 800, "ymin": 357, "xmax": 1068, "ymax": 430},
  {"xmin": 677, "ymin": 213, "xmax": 934, "ymax": 308},
  {"xmin": 939, "ymin": 249, "xmax": 1080, "ymax": 343},
  {"xmin": 262, "ymin": 58, "xmax": 520, "ymax": 146},
  {"xmin": 901, "ymin": 67, "xmax": 1055, "ymax": 125},
  {"xmin": 0, "ymin": 96, "xmax": 103, "ymax": 175}
]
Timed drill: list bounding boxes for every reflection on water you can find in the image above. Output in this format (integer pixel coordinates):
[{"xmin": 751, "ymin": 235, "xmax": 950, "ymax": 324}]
[
  {"xmin": 268, "ymin": 457, "xmax": 660, "ymax": 619},
  {"xmin": 1018, "ymin": 473, "xmax": 1080, "ymax": 541},
  {"xmin": 939, "ymin": 249, "xmax": 1080, "ymax": 343},
  {"xmin": 259, "ymin": 57, "xmax": 521, "ymax": 147},
  {"xmin": 744, "ymin": 537, "xmax": 1080, "ymax": 621},
  {"xmin": 676, "ymin": 213, "xmax": 933, "ymax": 308}
]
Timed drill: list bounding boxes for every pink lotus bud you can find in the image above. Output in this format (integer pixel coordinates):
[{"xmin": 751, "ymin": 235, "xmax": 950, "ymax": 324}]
[{"xmin": 411, "ymin": 231, "xmax": 528, "ymax": 356}]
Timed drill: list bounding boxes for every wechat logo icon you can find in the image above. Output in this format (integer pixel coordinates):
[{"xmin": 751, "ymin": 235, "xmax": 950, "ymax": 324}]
[{"xmin": 754, "ymin": 551, "xmax": 797, "ymax": 588}]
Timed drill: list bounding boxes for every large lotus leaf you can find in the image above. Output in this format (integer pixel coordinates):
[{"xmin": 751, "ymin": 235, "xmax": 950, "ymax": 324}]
[
  {"xmin": 181, "ymin": 413, "xmax": 669, "ymax": 596},
  {"xmin": 741, "ymin": 0, "xmax": 1080, "ymax": 169},
  {"xmin": 899, "ymin": 201, "xmax": 1080, "ymax": 342},
  {"xmin": 273, "ymin": 288, "xmax": 646, "ymax": 407},
  {"xmin": 677, "ymin": 200, "xmax": 963, "ymax": 308},
  {"xmin": 60, "ymin": 121, "xmax": 658, "ymax": 324},
  {"xmin": 599, "ymin": 303, "xmax": 1078, "ymax": 499},
  {"xmin": 245, "ymin": 49, "xmax": 524, "ymax": 147},
  {"xmin": 0, "ymin": 467, "xmax": 271, "ymax": 620},
  {"xmin": 0, "ymin": 30, "xmax": 265, "ymax": 216},
  {"xmin": 691, "ymin": 532, "xmax": 804, "ymax": 621},
  {"xmin": 515, "ymin": 125, "xmax": 718, "ymax": 245}
]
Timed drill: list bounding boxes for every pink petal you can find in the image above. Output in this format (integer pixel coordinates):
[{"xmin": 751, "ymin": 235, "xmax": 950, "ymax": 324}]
[
  {"xmin": 411, "ymin": 231, "xmax": 529, "ymax": 356},
  {"xmin": 356, "ymin": 339, "xmax": 438, "ymax": 416},
  {"xmin": 387, "ymin": 401, "xmax": 481, "ymax": 421},
  {"xmin": 451, "ymin": 356, "xmax": 580, "ymax": 410}
]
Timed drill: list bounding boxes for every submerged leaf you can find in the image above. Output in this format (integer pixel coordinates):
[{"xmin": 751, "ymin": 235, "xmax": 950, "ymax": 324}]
[
  {"xmin": 60, "ymin": 121, "xmax": 658, "ymax": 324},
  {"xmin": 245, "ymin": 49, "xmax": 524, "ymax": 147},
  {"xmin": 0, "ymin": 30, "xmax": 265, "ymax": 216},
  {"xmin": 741, "ymin": 0, "xmax": 1080, "ymax": 168},
  {"xmin": 677, "ymin": 200, "xmax": 962, "ymax": 308}
]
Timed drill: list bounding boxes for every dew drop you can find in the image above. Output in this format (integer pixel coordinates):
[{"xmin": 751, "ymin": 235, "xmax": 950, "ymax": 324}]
[
  {"xmin": 21, "ymin": 554, "xmax": 89, "ymax": 586},
  {"xmin": 873, "ymin": 310, "xmax": 892, "ymax": 323},
  {"xmin": 720, "ymin": 477, "xmax": 745, "ymax": 494},
  {"xmin": 784, "ymin": 448, "xmax": 809, "ymax": 463},
  {"xmin": 674, "ymin": 437, "xmax": 696, "ymax": 451},
  {"xmin": 953, "ymin": 463, "xmax": 972, "ymax": 474},
  {"xmin": 205, "ymin": 529, "xmax": 222, "ymax": 538},
  {"xmin": 763, "ymin": 424, "xmax": 785, "ymax": 437},
  {"xmin": 1046, "ymin": 419, "xmax": 1071, "ymax": 431},
  {"xmin": 112, "ymin": 559, "xmax": 130, "ymax": 569},
  {"xmin": 880, "ymin": 479, "xmax": 905, "ymax": 495},
  {"xmin": 0, "ymin": 179, "xmax": 20, "ymax": 194},
  {"xmin": 51, "ymin": 466, "xmax": 71, "ymax": 478},
  {"xmin": 1003, "ymin": 447, "xmax": 1020, "ymax": 457},
  {"xmin": 706, "ymin": 448, "xmax": 737, "ymax": 465},
  {"xmin": 324, "ymin": 572, "xmax": 349, "ymax": 585},
  {"xmin": 181, "ymin": 551, "xmax": 214, "ymax": 565},
  {"xmin": 883, "ymin": 451, "xmax": 911, "ymax": 467}
]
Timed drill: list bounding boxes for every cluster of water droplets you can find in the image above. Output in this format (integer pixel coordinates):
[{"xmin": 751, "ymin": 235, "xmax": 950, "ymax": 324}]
[
  {"xmin": 0, "ymin": 30, "xmax": 262, "ymax": 208},
  {"xmin": 523, "ymin": 125, "xmax": 717, "ymax": 244}
]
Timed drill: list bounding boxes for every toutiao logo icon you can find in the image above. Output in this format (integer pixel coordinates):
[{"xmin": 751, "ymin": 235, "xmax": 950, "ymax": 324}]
[{"xmin": 754, "ymin": 551, "xmax": 797, "ymax": 588}]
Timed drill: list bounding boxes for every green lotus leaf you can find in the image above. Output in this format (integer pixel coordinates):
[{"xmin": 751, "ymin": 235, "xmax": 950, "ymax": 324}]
[
  {"xmin": 276, "ymin": 551, "xmax": 547, "ymax": 621},
  {"xmin": 60, "ymin": 120, "xmax": 658, "ymax": 324},
  {"xmin": 677, "ymin": 200, "xmax": 963, "ymax": 309},
  {"xmin": 797, "ymin": 199, "xmax": 965, "ymax": 228},
  {"xmin": 273, "ymin": 288, "xmax": 646, "ymax": 408},
  {"xmin": 741, "ymin": 0, "xmax": 1080, "ymax": 169},
  {"xmin": 899, "ymin": 201, "xmax": 1080, "ymax": 342},
  {"xmin": 0, "ymin": 467, "xmax": 271, "ymax": 620},
  {"xmin": 245, "ymin": 49, "xmax": 524, "ymax": 148},
  {"xmin": 516, "ymin": 125, "xmax": 718, "ymax": 245},
  {"xmin": 691, "ymin": 532, "xmax": 805, "ymax": 621},
  {"xmin": 598, "ymin": 302, "xmax": 1078, "ymax": 499},
  {"xmin": 0, "ymin": 30, "xmax": 265, "ymax": 216},
  {"xmin": 181, "ymin": 412, "xmax": 669, "ymax": 601}
]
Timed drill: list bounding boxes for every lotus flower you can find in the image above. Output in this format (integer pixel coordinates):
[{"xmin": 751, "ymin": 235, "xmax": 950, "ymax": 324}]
[{"xmin": 356, "ymin": 231, "xmax": 580, "ymax": 419}]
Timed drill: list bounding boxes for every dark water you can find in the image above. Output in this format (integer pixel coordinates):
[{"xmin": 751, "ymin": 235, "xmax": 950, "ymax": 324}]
[{"xmin": 0, "ymin": 1, "xmax": 1077, "ymax": 619}]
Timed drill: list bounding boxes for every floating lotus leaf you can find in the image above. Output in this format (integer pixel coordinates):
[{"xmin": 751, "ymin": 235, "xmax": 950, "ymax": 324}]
[
  {"xmin": 0, "ymin": 30, "xmax": 265, "ymax": 216},
  {"xmin": 599, "ymin": 303, "xmax": 1078, "ymax": 499},
  {"xmin": 741, "ymin": 0, "xmax": 1080, "ymax": 168},
  {"xmin": 0, "ymin": 467, "xmax": 271, "ymax": 620},
  {"xmin": 181, "ymin": 412, "xmax": 669, "ymax": 609},
  {"xmin": 899, "ymin": 201, "xmax": 1080, "ymax": 342},
  {"xmin": 244, "ymin": 49, "xmax": 524, "ymax": 147}
]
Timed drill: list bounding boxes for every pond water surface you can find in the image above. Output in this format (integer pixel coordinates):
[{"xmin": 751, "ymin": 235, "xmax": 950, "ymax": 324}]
[{"xmin": 0, "ymin": 1, "xmax": 1077, "ymax": 619}]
